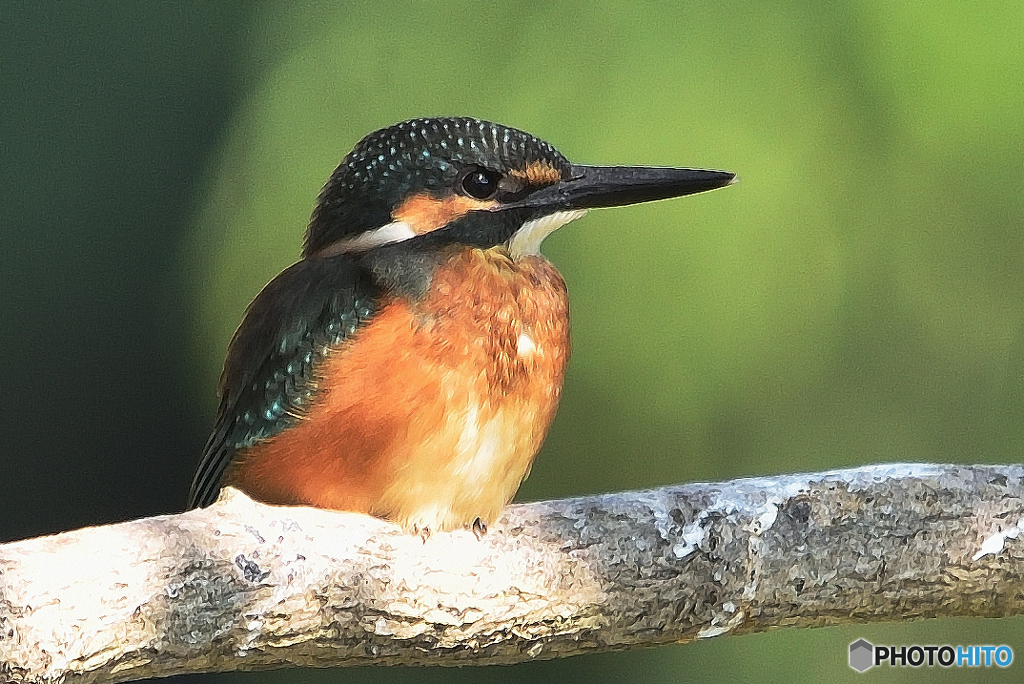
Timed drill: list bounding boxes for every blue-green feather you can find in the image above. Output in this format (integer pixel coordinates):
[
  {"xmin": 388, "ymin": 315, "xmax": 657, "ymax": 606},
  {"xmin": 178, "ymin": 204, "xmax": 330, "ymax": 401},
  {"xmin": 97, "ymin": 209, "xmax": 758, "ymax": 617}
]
[{"xmin": 188, "ymin": 255, "xmax": 380, "ymax": 508}]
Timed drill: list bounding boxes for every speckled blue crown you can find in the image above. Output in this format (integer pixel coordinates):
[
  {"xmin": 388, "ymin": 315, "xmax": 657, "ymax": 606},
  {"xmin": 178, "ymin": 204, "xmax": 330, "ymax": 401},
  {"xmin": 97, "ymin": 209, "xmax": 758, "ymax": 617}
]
[{"xmin": 305, "ymin": 118, "xmax": 571, "ymax": 256}]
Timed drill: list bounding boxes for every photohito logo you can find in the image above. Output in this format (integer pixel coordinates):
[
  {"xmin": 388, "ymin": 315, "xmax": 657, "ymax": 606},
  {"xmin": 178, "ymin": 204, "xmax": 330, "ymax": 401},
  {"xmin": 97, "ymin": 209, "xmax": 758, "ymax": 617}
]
[{"xmin": 849, "ymin": 639, "xmax": 1013, "ymax": 672}]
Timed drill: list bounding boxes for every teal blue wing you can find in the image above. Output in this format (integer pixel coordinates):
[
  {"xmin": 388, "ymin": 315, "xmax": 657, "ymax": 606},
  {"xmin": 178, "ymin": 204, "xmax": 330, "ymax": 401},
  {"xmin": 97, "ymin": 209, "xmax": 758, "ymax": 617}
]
[{"xmin": 187, "ymin": 256, "xmax": 380, "ymax": 509}]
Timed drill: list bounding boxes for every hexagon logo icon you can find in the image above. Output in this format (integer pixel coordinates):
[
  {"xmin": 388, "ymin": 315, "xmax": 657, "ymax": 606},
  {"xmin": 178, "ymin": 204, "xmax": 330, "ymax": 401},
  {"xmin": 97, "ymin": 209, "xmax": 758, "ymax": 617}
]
[{"xmin": 849, "ymin": 639, "xmax": 874, "ymax": 672}]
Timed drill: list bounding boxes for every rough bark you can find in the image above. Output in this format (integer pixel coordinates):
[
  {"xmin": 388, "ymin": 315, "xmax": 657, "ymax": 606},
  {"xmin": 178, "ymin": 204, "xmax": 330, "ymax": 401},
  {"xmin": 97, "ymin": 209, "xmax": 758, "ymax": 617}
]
[{"xmin": 2, "ymin": 463, "xmax": 1024, "ymax": 683}]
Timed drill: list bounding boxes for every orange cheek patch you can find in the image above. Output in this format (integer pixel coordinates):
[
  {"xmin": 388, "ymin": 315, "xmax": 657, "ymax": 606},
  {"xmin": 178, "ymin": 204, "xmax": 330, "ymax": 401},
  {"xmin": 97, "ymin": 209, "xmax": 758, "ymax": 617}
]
[
  {"xmin": 392, "ymin": 193, "xmax": 498, "ymax": 235},
  {"xmin": 510, "ymin": 160, "xmax": 563, "ymax": 186}
]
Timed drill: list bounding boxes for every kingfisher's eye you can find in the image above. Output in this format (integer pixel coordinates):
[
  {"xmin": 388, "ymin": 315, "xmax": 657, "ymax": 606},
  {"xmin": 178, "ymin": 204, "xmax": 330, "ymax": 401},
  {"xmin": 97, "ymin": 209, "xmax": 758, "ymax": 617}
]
[{"xmin": 459, "ymin": 167, "xmax": 502, "ymax": 200}]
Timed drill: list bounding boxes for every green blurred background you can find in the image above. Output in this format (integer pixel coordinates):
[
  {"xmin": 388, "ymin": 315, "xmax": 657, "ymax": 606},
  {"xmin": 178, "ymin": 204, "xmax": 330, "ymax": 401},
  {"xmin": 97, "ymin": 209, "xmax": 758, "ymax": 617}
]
[{"xmin": 4, "ymin": 2, "xmax": 1024, "ymax": 682}]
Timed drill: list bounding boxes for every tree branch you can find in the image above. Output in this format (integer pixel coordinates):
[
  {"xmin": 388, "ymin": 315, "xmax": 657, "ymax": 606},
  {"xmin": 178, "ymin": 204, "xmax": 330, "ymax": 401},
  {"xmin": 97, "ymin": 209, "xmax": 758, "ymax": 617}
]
[{"xmin": 2, "ymin": 463, "xmax": 1024, "ymax": 683}]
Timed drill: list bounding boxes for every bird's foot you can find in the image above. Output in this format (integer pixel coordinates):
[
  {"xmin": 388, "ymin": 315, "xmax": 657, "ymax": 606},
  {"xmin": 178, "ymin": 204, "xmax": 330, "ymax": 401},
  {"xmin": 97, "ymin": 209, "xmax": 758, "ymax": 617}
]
[
  {"xmin": 471, "ymin": 517, "xmax": 487, "ymax": 540},
  {"xmin": 413, "ymin": 525, "xmax": 431, "ymax": 543}
]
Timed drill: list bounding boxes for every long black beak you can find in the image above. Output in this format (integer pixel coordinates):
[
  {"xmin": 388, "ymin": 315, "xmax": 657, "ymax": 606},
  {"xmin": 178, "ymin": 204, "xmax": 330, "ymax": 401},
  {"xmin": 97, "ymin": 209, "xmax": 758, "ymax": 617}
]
[{"xmin": 505, "ymin": 164, "xmax": 735, "ymax": 212}]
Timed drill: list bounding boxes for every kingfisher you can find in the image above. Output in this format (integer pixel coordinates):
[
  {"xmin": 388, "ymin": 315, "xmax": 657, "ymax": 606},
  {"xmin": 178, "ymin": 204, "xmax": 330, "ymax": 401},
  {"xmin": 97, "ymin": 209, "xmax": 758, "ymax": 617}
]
[{"xmin": 188, "ymin": 117, "xmax": 733, "ymax": 536}]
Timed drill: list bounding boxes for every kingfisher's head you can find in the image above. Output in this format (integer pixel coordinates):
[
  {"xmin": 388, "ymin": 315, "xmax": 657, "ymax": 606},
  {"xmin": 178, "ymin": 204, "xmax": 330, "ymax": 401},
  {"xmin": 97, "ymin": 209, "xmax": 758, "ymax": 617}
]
[{"xmin": 304, "ymin": 117, "xmax": 734, "ymax": 259}]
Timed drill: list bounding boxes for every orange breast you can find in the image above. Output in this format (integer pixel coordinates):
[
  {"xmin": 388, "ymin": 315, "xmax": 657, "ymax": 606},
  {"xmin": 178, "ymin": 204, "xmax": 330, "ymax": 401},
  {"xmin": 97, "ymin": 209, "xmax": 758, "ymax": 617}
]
[{"xmin": 223, "ymin": 246, "xmax": 570, "ymax": 532}]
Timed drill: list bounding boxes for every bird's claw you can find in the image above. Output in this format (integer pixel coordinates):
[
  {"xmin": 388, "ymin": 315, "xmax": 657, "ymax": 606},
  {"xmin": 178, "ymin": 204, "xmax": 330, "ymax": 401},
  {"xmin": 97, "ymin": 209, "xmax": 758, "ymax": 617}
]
[{"xmin": 471, "ymin": 517, "xmax": 487, "ymax": 540}]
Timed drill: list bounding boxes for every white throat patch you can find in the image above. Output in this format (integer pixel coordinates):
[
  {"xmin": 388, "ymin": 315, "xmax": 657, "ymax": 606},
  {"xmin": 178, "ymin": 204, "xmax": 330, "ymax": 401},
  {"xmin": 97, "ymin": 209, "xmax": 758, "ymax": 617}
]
[
  {"xmin": 316, "ymin": 209, "xmax": 589, "ymax": 259},
  {"xmin": 507, "ymin": 209, "xmax": 588, "ymax": 257}
]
